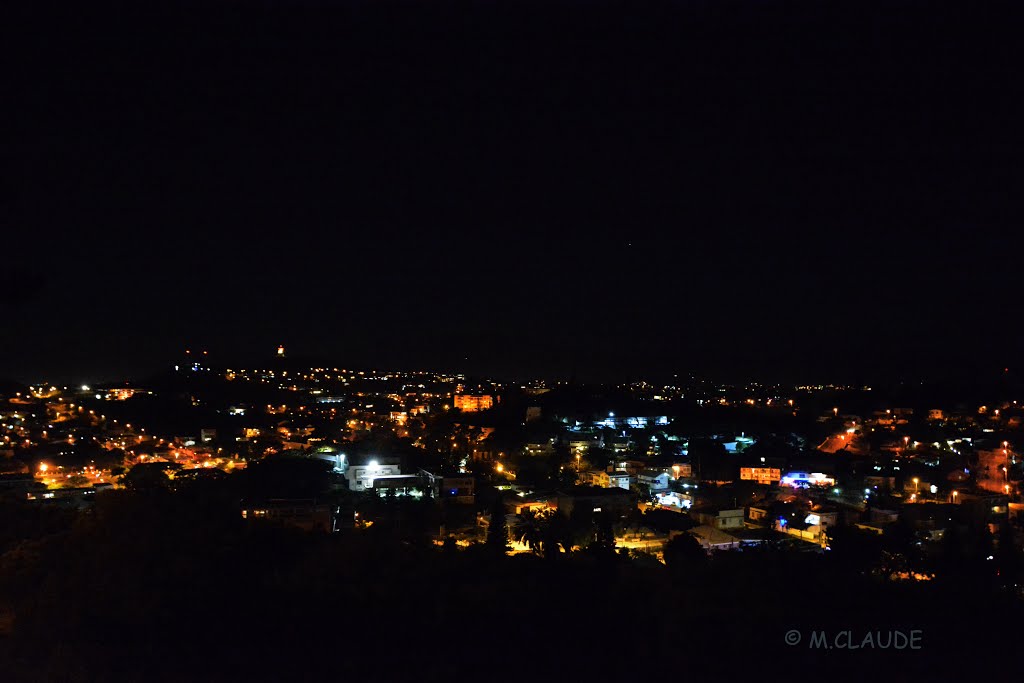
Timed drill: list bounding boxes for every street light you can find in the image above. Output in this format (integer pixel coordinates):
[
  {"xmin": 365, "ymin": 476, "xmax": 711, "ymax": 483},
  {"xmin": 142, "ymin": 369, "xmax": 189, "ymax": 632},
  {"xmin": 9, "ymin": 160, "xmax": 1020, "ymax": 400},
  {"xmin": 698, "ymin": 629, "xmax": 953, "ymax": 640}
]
[
  {"xmin": 913, "ymin": 477, "xmax": 919, "ymax": 493},
  {"xmin": 951, "ymin": 490, "xmax": 958, "ymax": 503}
]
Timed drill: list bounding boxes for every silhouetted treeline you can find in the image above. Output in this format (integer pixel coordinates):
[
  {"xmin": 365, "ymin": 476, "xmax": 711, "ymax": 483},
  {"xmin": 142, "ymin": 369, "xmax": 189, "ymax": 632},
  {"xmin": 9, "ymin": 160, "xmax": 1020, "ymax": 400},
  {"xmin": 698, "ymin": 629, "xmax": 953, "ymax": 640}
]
[{"xmin": 1, "ymin": 481, "xmax": 1022, "ymax": 682}]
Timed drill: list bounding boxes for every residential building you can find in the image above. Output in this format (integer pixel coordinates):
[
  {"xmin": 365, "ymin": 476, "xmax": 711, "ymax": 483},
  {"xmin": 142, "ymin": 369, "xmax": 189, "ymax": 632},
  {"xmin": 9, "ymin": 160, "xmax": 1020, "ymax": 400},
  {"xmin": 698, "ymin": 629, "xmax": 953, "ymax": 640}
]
[
  {"xmin": 567, "ymin": 432, "xmax": 604, "ymax": 453},
  {"xmin": 453, "ymin": 394, "xmax": 494, "ymax": 412},
  {"xmin": 420, "ymin": 469, "xmax": 475, "ymax": 504},
  {"xmin": 596, "ymin": 470, "xmax": 632, "ymax": 490},
  {"xmin": 692, "ymin": 507, "xmax": 745, "ymax": 530},
  {"xmin": 556, "ymin": 486, "xmax": 638, "ymax": 519},
  {"xmin": 240, "ymin": 499, "xmax": 335, "ymax": 532},
  {"xmin": 524, "ymin": 439, "xmax": 556, "ymax": 457},
  {"xmin": 685, "ymin": 525, "xmax": 741, "ymax": 551},
  {"xmin": 637, "ymin": 469, "xmax": 672, "ymax": 492}
]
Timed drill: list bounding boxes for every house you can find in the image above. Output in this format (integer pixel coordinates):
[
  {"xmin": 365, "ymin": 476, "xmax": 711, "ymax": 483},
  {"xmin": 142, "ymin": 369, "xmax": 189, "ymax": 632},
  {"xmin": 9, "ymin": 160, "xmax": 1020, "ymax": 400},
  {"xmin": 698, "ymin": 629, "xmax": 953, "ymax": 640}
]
[
  {"xmin": 670, "ymin": 463, "xmax": 693, "ymax": 479},
  {"xmin": 804, "ymin": 505, "xmax": 839, "ymax": 530},
  {"xmin": 240, "ymin": 499, "xmax": 335, "ymax": 532},
  {"xmin": 614, "ymin": 459, "xmax": 647, "ymax": 475},
  {"xmin": 637, "ymin": 469, "xmax": 672, "ymax": 492},
  {"xmin": 567, "ymin": 432, "xmax": 604, "ymax": 453},
  {"xmin": 606, "ymin": 435, "xmax": 633, "ymax": 454},
  {"xmin": 524, "ymin": 439, "xmax": 555, "ymax": 457},
  {"xmin": 747, "ymin": 505, "xmax": 770, "ymax": 525},
  {"xmin": 420, "ymin": 469, "xmax": 475, "ymax": 504},
  {"xmin": 685, "ymin": 525, "xmax": 741, "ymax": 551},
  {"xmin": 775, "ymin": 516, "xmax": 827, "ymax": 545},
  {"xmin": 578, "ymin": 469, "xmax": 632, "ymax": 490},
  {"xmin": 311, "ymin": 448, "xmax": 347, "ymax": 473},
  {"xmin": 507, "ymin": 495, "xmax": 557, "ymax": 515},
  {"xmin": 556, "ymin": 486, "xmax": 638, "ymax": 519},
  {"xmin": 692, "ymin": 507, "xmax": 745, "ymax": 530},
  {"xmin": 603, "ymin": 471, "xmax": 632, "ymax": 490},
  {"xmin": 870, "ymin": 508, "xmax": 900, "ymax": 525}
]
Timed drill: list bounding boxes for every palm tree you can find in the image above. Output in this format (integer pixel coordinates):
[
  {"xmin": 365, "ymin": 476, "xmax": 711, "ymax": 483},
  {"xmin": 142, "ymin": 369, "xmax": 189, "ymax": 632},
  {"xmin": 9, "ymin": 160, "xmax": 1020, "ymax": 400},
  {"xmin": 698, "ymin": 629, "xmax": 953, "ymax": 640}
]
[
  {"xmin": 516, "ymin": 508, "xmax": 573, "ymax": 557},
  {"xmin": 515, "ymin": 509, "xmax": 545, "ymax": 554}
]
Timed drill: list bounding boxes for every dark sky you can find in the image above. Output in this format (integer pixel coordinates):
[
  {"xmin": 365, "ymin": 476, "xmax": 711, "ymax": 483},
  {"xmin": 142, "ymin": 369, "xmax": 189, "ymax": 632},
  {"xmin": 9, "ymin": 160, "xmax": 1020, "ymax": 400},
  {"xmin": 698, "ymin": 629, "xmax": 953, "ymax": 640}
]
[{"xmin": 5, "ymin": 0, "xmax": 1023, "ymax": 385}]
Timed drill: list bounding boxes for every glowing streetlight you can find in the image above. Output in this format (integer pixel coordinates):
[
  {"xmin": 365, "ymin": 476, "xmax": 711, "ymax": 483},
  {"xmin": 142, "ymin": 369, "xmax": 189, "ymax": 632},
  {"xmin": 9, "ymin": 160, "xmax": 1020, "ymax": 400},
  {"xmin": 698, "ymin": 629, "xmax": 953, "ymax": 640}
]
[
  {"xmin": 495, "ymin": 463, "xmax": 504, "ymax": 473},
  {"xmin": 951, "ymin": 490, "xmax": 958, "ymax": 503},
  {"xmin": 913, "ymin": 477, "xmax": 919, "ymax": 492}
]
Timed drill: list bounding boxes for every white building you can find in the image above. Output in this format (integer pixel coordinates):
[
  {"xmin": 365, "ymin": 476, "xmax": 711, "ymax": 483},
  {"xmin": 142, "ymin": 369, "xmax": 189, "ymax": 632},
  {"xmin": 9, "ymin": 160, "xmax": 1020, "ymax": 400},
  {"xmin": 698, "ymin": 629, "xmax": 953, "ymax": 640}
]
[
  {"xmin": 346, "ymin": 459, "xmax": 401, "ymax": 491},
  {"xmin": 601, "ymin": 471, "xmax": 633, "ymax": 490},
  {"xmin": 638, "ymin": 470, "xmax": 672, "ymax": 491}
]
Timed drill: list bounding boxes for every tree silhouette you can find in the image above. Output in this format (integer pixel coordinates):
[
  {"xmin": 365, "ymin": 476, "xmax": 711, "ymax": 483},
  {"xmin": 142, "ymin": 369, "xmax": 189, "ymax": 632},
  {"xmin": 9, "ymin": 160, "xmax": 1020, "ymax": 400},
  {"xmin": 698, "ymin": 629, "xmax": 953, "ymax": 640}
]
[
  {"xmin": 663, "ymin": 533, "xmax": 708, "ymax": 573},
  {"xmin": 485, "ymin": 495, "xmax": 510, "ymax": 555}
]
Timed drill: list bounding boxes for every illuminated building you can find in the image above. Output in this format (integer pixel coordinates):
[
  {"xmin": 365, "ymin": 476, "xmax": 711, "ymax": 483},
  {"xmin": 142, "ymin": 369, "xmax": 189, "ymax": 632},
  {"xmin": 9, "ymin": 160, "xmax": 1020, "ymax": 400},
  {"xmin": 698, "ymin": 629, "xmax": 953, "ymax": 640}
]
[
  {"xmin": 453, "ymin": 394, "xmax": 494, "ymax": 412},
  {"xmin": 594, "ymin": 470, "xmax": 633, "ymax": 490},
  {"xmin": 739, "ymin": 467, "xmax": 781, "ymax": 485},
  {"xmin": 567, "ymin": 432, "xmax": 603, "ymax": 452},
  {"xmin": 655, "ymin": 491, "xmax": 693, "ymax": 510},
  {"xmin": 105, "ymin": 387, "xmax": 148, "ymax": 401},
  {"xmin": 524, "ymin": 439, "xmax": 555, "ymax": 457},
  {"xmin": 670, "ymin": 463, "xmax": 692, "ymax": 479},
  {"xmin": 371, "ymin": 475, "xmax": 426, "ymax": 498},
  {"xmin": 346, "ymin": 457, "xmax": 400, "ymax": 491},
  {"xmin": 240, "ymin": 500, "xmax": 334, "ymax": 532},
  {"xmin": 780, "ymin": 472, "xmax": 835, "ymax": 488}
]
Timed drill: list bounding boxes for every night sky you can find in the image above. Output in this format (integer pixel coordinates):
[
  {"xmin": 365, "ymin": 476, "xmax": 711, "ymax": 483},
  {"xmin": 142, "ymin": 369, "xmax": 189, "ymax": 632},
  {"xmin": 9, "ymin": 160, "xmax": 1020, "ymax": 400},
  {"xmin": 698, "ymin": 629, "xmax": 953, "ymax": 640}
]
[{"xmin": 6, "ymin": 0, "xmax": 1023, "ymax": 385}]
